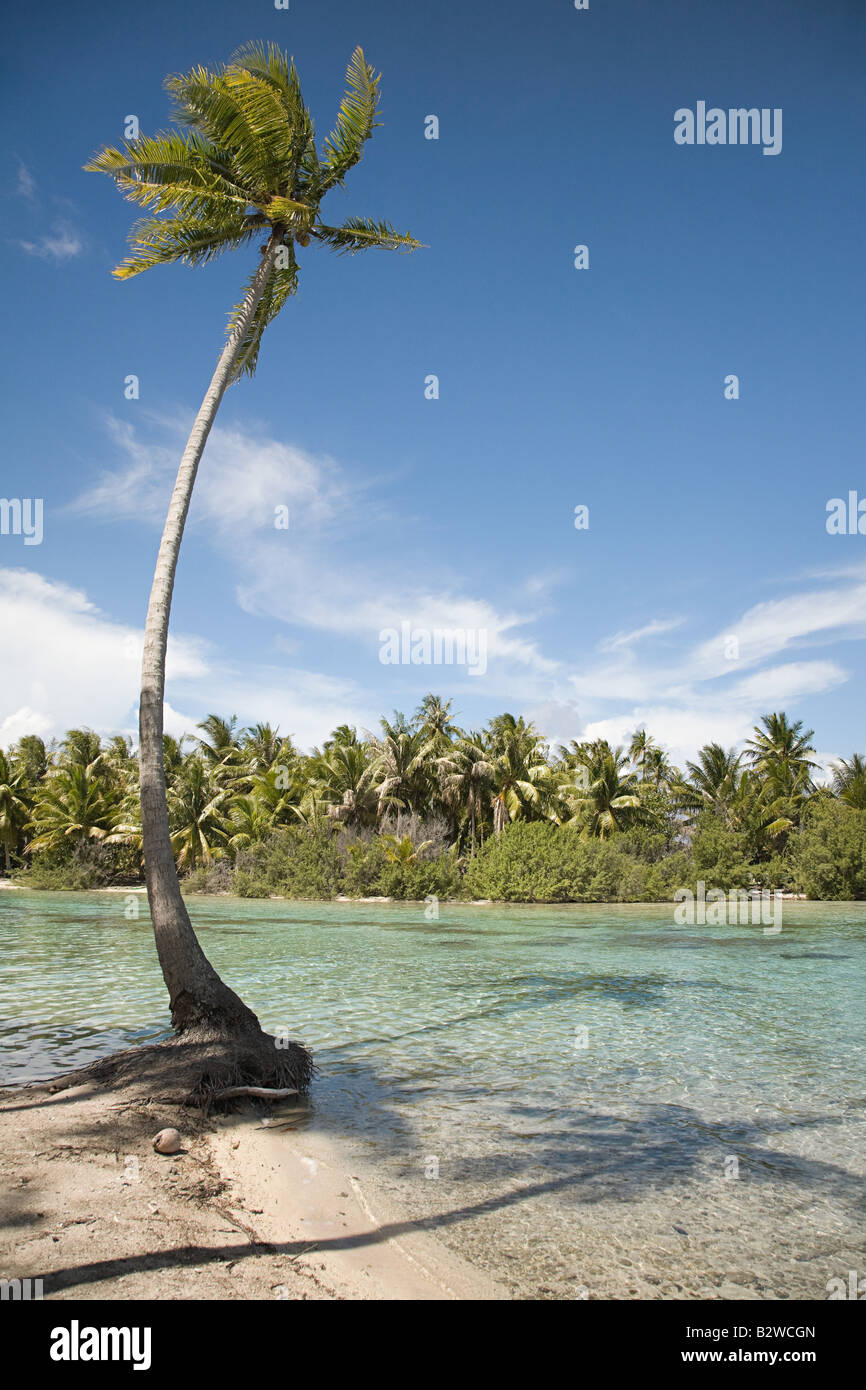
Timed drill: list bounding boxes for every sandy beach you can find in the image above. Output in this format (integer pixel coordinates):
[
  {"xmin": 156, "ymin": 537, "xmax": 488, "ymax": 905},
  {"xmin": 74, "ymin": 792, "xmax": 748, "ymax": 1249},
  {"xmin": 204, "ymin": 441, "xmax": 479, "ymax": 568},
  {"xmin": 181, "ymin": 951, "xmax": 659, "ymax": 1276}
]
[{"xmin": 0, "ymin": 1078, "xmax": 505, "ymax": 1301}]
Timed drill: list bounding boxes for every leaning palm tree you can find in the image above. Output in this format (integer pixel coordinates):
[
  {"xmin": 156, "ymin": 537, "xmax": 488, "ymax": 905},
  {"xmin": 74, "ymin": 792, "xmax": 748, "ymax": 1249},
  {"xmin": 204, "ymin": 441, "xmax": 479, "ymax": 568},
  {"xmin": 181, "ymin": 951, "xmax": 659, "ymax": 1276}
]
[{"xmin": 85, "ymin": 42, "xmax": 420, "ymax": 1097}]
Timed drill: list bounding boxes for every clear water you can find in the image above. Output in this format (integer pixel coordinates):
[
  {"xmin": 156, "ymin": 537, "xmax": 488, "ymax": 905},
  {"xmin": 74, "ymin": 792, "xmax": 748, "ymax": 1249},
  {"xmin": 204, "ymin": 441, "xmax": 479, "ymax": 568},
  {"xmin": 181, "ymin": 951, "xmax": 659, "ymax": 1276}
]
[{"xmin": 1, "ymin": 890, "xmax": 864, "ymax": 1299}]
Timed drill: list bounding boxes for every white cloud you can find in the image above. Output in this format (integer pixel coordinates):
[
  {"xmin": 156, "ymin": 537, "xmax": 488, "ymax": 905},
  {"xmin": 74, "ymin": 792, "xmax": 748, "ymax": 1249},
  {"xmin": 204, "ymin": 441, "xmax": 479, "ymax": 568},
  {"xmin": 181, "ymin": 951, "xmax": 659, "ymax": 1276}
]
[
  {"xmin": 726, "ymin": 660, "xmax": 847, "ymax": 706},
  {"xmin": 0, "ymin": 569, "xmax": 207, "ymax": 743},
  {"xmin": 581, "ymin": 706, "xmax": 756, "ymax": 769},
  {"xmin": 16, "ymin": 161, "xmax": 37, "ymax": 202},
  {"xmin": 73, "ymin": 415, "xmax": 558, "ymax": 692},
  {"xmin": 72, "ymin": 413, "xmax": 348, "ymax": 533},
  {"xmin": 599, "ymin": 617, "xmax": 684, "ymax": 652},
  {"xmin": 0, "ymin": 569, "xmax": 372, "ymax": 752},
  {"xmin": 57, "ymin": 416, "xmax": 866, "ymax": 763},
  {"xmin": 19, "ymin": 225, "xmax": 83, "ymax": 261},
  {"xmin": 691, "ymin": 580, "xmax": 866, "ymax": 681}
]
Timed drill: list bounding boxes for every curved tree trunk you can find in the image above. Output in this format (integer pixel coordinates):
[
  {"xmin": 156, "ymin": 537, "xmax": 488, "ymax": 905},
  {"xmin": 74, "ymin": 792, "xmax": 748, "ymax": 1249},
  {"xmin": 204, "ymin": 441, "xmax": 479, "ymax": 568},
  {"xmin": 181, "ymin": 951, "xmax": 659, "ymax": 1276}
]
[{"xmin": 139, "ymin": 234, "xmax": 281, "ymax": 1036}]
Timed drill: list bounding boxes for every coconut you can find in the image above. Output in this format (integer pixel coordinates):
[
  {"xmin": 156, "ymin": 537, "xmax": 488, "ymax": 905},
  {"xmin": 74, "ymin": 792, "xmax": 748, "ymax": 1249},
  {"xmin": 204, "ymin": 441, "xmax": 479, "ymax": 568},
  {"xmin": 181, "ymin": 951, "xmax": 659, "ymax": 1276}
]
[{"xmin": 153, "ymin": 1127, "xmax": 182, "ymax": 1154}]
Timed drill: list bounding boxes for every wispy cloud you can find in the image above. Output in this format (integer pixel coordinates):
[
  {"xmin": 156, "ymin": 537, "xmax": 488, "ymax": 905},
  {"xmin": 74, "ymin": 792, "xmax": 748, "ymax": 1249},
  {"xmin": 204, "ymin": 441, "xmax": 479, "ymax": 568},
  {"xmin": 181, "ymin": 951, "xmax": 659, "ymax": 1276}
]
[
  {"xmin": 599, "ymin": 616, "xmax": 684, "ymax": 652},
  {"xmin": 72, "ymin": 414, "xmax": 558, "ymax": 694},
  {"xmin": 59, "ymin": 414, "xmax": 866, "ymax": 760},
  {"xmin": 15, "ymin": 160, "xmax": 37, "ymax": 203},
  {"xmin": 19, "ymin": 225, "xmax": 83, "ymax": 261}
]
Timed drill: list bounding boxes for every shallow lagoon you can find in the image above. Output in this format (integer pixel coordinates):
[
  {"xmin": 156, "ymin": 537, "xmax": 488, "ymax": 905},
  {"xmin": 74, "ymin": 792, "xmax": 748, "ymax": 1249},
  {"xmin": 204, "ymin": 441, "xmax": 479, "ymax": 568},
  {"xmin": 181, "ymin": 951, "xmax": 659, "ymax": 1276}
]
[{"xmin": 1, "ymin": 892, "xmax": 864, "ymax": 1298}]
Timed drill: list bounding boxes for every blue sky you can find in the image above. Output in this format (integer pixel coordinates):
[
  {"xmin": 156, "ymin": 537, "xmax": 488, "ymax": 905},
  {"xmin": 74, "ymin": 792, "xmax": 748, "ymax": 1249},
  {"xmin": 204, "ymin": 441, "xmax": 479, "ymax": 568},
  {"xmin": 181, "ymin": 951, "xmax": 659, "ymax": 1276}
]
[{"xmin": 2, "ymin": 0, "xmax": 865, "ymax": 769}]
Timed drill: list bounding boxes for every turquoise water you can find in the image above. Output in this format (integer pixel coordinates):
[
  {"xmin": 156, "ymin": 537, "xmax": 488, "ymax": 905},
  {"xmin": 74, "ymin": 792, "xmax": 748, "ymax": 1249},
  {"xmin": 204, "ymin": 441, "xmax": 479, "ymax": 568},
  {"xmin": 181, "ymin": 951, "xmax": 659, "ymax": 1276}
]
[{"xmin": 1, "ymin": 890, "xmax": 864, "ymax": 1298}]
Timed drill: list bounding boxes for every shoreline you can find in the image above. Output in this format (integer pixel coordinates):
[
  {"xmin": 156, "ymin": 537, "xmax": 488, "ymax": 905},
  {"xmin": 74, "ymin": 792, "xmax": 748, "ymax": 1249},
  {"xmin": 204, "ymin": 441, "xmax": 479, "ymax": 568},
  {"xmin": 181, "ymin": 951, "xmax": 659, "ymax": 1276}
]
[
  {"xmin": 0, "ymin": 1076, "xmax": 505, "ymax": 1301},
  {"xmin": 0, "ymin": 879, "xmax": 812, "ymax": 903}
]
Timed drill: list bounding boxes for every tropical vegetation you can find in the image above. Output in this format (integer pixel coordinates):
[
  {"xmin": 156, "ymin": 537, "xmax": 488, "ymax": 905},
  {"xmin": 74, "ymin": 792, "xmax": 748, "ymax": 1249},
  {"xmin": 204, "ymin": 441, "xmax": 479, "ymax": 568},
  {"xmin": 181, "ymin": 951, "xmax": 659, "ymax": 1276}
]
[{"xmin": 4, "ymin": 704, "xmax": 865, "ymax": 901}]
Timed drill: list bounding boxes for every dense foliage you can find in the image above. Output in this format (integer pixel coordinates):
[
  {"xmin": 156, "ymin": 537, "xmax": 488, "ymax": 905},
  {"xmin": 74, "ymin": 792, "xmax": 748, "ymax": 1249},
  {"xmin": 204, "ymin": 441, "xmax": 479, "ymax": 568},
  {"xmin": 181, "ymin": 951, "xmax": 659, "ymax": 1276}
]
[{"xmin": 2, "ymin": 700, "xmax": 864, "ymax": 899}]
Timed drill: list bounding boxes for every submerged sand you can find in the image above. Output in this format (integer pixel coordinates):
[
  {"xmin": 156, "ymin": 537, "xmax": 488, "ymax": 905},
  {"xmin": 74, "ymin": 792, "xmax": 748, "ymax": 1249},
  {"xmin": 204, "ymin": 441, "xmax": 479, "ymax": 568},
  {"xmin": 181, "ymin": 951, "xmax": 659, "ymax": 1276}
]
[{"xmin": 0, "ymin": 1080, "xmax": 505, "ymax": 1300}]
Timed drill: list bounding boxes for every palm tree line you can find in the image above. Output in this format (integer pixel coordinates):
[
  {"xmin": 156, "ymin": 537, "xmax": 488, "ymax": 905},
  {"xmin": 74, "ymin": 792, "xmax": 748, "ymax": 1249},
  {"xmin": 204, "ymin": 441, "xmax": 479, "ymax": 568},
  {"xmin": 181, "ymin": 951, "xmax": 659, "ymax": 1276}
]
[{"xmin": 2, "ymin": 702, "xmax": 862, "ymax": 876}]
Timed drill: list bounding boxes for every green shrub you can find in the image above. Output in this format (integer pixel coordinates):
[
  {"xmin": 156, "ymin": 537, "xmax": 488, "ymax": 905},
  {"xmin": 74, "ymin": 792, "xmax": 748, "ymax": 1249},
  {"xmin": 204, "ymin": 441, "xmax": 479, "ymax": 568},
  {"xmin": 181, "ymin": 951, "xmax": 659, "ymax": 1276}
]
[
  {"xmin": 232, "ymin": 827, "xmax": 343, "ymax": 899},
  {"xmin": 14, "ymin": 860, "xmax": 102, "ymax": 891},
  {"xmin": 463, "ymin": 822, "xmax": 652, "ymax": 902},
  {"xmin": 377, "ymin": 852, "xmax": 460, "ymax": 901},
  {"xmin": 341, "ymin": 837, "xmax": 389, "ymax": 896},
  {"xmin": 13, "ymin": 841, "xmax": 141, "ymax": 890},
  {"xmin": 791, "ymin": 800, "xmax": 866, "ymax": 899},
  {"xmin": 182, "ymin": 861, "xmax": 233, "ymax": 894},
  {"xmin": 232, "ymin": 868, "xmax": 269, "ymax": 898},
  {"xmin": 749, "ymin": 854, "xmax": 795, "ymax": 891}
]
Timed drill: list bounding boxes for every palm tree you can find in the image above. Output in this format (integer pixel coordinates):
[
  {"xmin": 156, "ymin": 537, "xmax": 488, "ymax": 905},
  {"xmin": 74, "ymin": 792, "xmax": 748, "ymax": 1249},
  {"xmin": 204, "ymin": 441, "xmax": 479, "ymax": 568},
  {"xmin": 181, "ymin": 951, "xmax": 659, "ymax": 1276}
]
[
  {"xmin": 628, "ymin": 728, "xmax": 658, "ymax": 776},
  {"xmin": 746, "ymin": 713, "xmax": 819, "ymax": 793},
  {"xmin": 380, "ymin": 833, "xmax": 434, "ymax": 864},
  {"xmin": 745, "ymin": 713, "xmax": 818, "ymax": 840},
  {"xmin": 414, "ymin": 695, "xmax": 457, "ymax": 749},
  {"xmin": 680, "ymin": 744, "xmax": 745, "ymax": 822},
  {"xmin": 12, "ymin": 735, "xmax": 48, "ymax": 786},
  {"xmin": 487, "ymin": 714, "xmax": 551, "ymax": 832},
  {"xmin": 168, "ymin": 758, "xmax": 229, "ymax": 870},
  {"xmin": 833, "ymin": 753, "xmax": 866, "ymax": 810},
  {"xmin": 437, "ymin": 735, "xmax": 494, "ymax": 853},
  {"xmin": 195, "ymin": 714, "xmax": 243, "ymax": 778},
  {"xmin": 563, "ymin": 743, "xmax": 643, "ymax": 838},
  {"xmin": 28, "ymin": 764, "xmax": 135, "ymax": 857},
  {"xmin": 321, "ymin": 724, "xmax": 363, "ymax": 753},
  {"xmin": 162, "ymin": 733, "xmax": 189, "ymax": 784},
  {"xmin": 60, "ymin": 729, "xmax": 104, "ymax": 769},
  {"xmin": 225, "ymin": 792, "xmax": 273, "ymax": 853},
  {"xmin": 641, "ymin": 744, "xmax": 678, "ymax": 791},
  {"xmin": 242, "ymin": 722, "xmax": 289, "ymax": 774},
  {"xmin": 311, "ymin": 742, "xmax": 379, "ymax": 829},
  {"xmin": 0, "ymin": 751, "xmax": 29, "ymax": 871},
  {"xmin": 249, "ymin": 764, "xmax": 309, "ymax": 827},
  {"xmin": 371, "ymin": 717, "xmax": 433, "ymax": 817},
  {"xmin": 85, "ymin": 43, "xmax": 419, "ymax": 1079}
]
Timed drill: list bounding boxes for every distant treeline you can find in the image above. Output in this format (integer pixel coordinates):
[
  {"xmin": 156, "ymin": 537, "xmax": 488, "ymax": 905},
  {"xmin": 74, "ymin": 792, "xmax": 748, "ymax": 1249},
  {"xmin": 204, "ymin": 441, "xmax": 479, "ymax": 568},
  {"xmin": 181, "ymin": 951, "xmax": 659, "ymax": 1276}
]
[{"xmin": 2, "ymin": 698, "xmax": 865, "ymax": 900}]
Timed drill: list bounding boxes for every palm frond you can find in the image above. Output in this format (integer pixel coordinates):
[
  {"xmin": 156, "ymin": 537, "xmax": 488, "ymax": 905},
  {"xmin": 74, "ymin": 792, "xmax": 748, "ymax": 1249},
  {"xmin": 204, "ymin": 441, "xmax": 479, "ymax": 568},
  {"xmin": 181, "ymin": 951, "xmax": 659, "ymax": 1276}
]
[
  {"xmin": 314, "ymin": 217, "xmax": 421, "ymax": 255},
  {"xmin": 231, "ymin": 42, "xmax": 316, "ymax": 187},
  {"xmin": 84, "ymin": 131, "xmax": 251, "ymax": 211},
  {"xmin": 112, "ymin": 211, "xmax": 265, "ymax": 279},
  {"xmin": 165, "ymin": 65, "xmax": 292, "ymax": 196},
  {"xmin": 322, "ymin": 48, "xmax": 381, "ymax": 189}
]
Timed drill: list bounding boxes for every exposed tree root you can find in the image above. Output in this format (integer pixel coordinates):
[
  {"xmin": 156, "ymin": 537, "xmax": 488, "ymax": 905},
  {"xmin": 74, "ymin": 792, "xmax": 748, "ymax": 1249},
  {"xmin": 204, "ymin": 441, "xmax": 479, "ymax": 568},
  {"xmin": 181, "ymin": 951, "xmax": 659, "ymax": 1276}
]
[
  {"xmin": 212, "ymin": 1086, "xmax": 299, "ymax": 1101},
  {"xmin": 12, "ymin": 1025, "xmax": 314, "ymax": 1112}
]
